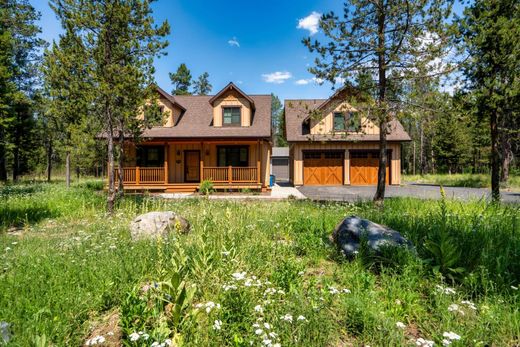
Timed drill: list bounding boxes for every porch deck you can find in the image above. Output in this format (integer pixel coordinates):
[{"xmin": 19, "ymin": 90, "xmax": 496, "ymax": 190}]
[{"xmin": 114, "ymin": 166, "xmax": 263, "ymax": 192}]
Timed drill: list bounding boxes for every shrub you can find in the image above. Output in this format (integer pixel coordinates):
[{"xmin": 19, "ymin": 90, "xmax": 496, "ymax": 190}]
[{"xmin": 199, "ymin": 179, "xmax": 214, "ymax": 196}]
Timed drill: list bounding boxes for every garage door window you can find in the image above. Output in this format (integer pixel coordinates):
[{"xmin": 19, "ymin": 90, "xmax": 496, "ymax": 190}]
[{"xmin": 303, "ymin": 151, "xmax": 322, "ymax": 159}]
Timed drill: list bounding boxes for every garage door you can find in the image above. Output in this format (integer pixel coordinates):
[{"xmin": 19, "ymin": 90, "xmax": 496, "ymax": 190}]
[
  {"xmin": 350, "ymin": 151, "xmax": 390, "ymax": 185},
  {"xmin": 303, "ymin": 151, "xmax": 343, "ymax": 185},
  {"xmin": 272, "ymin": 158, "xmax": 289, "ymax": 181}
]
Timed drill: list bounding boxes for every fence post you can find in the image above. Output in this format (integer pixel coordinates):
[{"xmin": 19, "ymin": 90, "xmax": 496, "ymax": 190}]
[
  {"xmin": 200, "ymin": 160, "xmax": 204, "ymax": 182},
  {"xmin": 136, "ymin": 166, "xmax": 140, "ymax": 185},
  {"xmin": 228, "ymin": 166, "xmax": 232, "ymax": 184}
]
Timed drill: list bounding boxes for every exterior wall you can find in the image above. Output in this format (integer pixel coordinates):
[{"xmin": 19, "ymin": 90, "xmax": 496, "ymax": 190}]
[
  {"xmin": 212, "ymin": 90, "xmax": 252, "ymax": 127},
  {"xmin": 138, "ymin": 95, "xmax": 180, "ymax": 126},
  {"xmin": 290, "ymin": 142, "xmax": 401, "ymax": 185},
  {"xmin": 310, "ymin": 101, "xmax": 379, "ymax": 135}
]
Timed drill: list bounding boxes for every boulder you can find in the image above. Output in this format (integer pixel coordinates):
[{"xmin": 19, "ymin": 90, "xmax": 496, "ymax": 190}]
[
  {"xmin": 130, "ymin": 211, "xmax": 190, "ymax": 240},
  {"xmin": 332, "ymin": 216, "xmax": 413, "ymax": 257}
]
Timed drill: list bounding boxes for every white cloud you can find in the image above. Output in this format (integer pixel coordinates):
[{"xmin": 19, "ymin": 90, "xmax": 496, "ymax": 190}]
[
  {"xmin": 295, "ymin": 79, "xmax": 310, "ymax": 85},
  {"xmin": 297, "ymin": 11, "xmax": 321, "ymax": 35},
  {"xmin": 294, "ymin": 77, "xmax": 324, "ymax": 85},
  {"xmin": 262, "ymin": 71, "xmax": 292, "ymax": 84},
  {"xmin": 228, "ymin": 37, "xmax": 240, "ymax": 47}
]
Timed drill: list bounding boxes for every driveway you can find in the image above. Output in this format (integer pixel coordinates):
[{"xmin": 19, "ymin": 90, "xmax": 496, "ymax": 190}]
[{"xmin": 298, "ymin": 184, "xmax": 520, "ymax": 203}]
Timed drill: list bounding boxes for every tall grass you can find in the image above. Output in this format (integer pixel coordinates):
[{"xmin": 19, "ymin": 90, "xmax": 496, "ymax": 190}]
[
  {"xmin": 0, "ymin": 182, "xmax": 519, "ymax": 346},
  {"xmin": 403, "ymin": 173, "xmax": 520, "ymax": 189}
]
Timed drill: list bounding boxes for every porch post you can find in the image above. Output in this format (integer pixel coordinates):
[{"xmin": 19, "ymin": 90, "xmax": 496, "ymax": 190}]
[
  {"xmin": 164, "ymin": 143, "xmax": 168, "ymax": 184},
  {"xmin": 228, "ymin": 166, "xmax": 232, "ymax": 184},
  {"xmin": 200, "ymin": 141, "xmax": 204, "ymax": 182},
  {"xmin": 257, "ymin": 140, "xmax": 261, "ymax": 184},
  {"xmin": 136, "ymin": 166, "xmax": 140, "ymax": 185}
]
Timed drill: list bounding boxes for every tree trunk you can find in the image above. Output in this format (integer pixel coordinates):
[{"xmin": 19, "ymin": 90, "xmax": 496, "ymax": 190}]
[
  {"xmin": 0, "ymin": 129, "xmax": 7, "ymax": 181},
  {"xmin": 117, "ymin": 129, "xmax": 124, "ymax": 195},
  {"xmin": 107, "ymin": 117, "xmax": 116, "ymax": 213},
  {"xmin": 490, "ymin": 110, "xmax": 500, "ymax": 202},
  {"xmin": 12, "ymin": 142, "xmax": 19, "ymax": 181},
  {"xmin": 500, "ymin": 132, "xmax": 512, "ymax": 183},
  {"xmin": 46, "ymin": 139, "xmax": 53, "ymax": 182},
  {"xmin": 419, "ymin": 121, "xmax": 424, "ymax": 175},
  {"xmin": 65, "ymin": 151, "xmax": 71, "ymax": 188},
  {"xmin": 373, "ymin": 5, "xmax": 387, "ymax": 203}
]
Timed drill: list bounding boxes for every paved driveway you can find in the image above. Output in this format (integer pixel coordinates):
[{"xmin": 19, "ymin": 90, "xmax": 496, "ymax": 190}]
[{"xmin": 298, "ymin": 184, "xmax": 520, "ymax": 203}]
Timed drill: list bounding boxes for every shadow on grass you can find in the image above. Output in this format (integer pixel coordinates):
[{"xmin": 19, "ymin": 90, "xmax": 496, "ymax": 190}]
[{"xmin": 0, "ymin": 205, "xmax": 59, "ymax": 230}]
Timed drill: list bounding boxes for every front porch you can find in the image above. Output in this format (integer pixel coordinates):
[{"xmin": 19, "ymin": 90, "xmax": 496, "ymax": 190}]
[{"xmin": 113, "ymin": 140, "xmax": 271, "ymax": 192}]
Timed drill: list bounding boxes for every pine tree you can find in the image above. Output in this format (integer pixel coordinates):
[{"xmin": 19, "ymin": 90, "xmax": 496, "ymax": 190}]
[
  {"xmin": 303, "ymin": 0, "xmax": 453, "ymax": 203},
  {"xmin": 169, "ymin": 63, "xmax": 192, "ymax": 95},
  {"xmin": 50, "ymin": 0, "xmax": 169, "ymax": 212},
  {"xmin": 460, "ymin": 0, "xmax": 520, "ymax": 201},
  {"xmin": 271, "ymin": 94, "xmax": 286, "ymax": 146},
  {"xmin": 193, "ymin": 72, "xmax": 212, "ymax": 95}
]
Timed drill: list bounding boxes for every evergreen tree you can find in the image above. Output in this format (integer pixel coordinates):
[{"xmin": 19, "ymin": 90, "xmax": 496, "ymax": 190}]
[
  {"xmin": 460, "ymin": 0, "xmax": 520, "ymax": 201},
  {"xmin": 271, "ymin": 94, "xmax": 286, "ymax": 146},
  {"xmin": 193, "ymin": 72, "xmax": 212, "ymax": 95},
  {"xmin": 50, "ymin": 0, "xmax": 169, "ymax": 212},
  {"xmin": 303, "ymin": 0, "xmax": 453, "ymax": 203},
  {"xmin": 169, "ymin": 63, "xmax": 192, "ymax": 95}
]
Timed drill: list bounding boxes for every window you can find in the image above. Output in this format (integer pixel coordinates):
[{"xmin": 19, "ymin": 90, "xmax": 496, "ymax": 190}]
[
  {"xmin": 223, "ymin": 107, "xmax": 241, "ymax": 126},
  {"xmin": 217, "ymin": 146, "xmax": 249, "ymax": 167},
  {"xmin": 347, "ymin": 112, "xmax": 361, "ymax": 132},
  {"xmin": 333, "ymin": 112, "xmax": 346, "ymax": 131},
  {"xmin": 136, "ymin": 146, "xmax": 164, "ymax": 167}
]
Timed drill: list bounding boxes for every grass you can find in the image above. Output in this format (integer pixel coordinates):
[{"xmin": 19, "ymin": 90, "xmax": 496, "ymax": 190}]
[
  {"xmin": 0, "ymin": 180, "xmax": 519, "ymax": 346},
  {"xmin": 403, "ymin": 173, "xmax": 520, "ymax": 189}
]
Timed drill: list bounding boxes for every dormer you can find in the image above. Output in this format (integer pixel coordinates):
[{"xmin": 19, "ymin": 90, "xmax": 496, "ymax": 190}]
[{"xmin": 209, "ymin": 82, "xmax": 255, "ymax": 127}]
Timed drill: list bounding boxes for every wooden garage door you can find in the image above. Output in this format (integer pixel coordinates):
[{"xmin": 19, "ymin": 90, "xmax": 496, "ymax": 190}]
[
  {"xmin": 303, "ymin": 151, "xmax": 343, "ymax": 185},
  {"xmin": 350, "ymin": 151, "xmax": 390, "ymax": 185}
]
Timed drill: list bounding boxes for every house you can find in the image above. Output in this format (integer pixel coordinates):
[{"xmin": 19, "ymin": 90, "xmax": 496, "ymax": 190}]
[
  {"xmin": 270, "ymin": 147, "xmax": 290, "ymax": 182},
  {"xmin": 284, "ymin": 87, "xmax": 411, "ymax": 186},
  {"xmin": 115, "ymin": 82, "xmax": 272, "ymax": 192}
]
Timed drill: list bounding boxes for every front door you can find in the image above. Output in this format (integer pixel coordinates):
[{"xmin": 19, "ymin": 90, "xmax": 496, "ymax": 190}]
[{"xmin": 184, "ymin": 151, "xmax": 200, "ymax": 182}]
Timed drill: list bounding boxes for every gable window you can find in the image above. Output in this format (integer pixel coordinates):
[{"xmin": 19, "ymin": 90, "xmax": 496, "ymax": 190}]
[
  {"xmin": 333, "ymin": 112, "xmax": 346, "ymax": 131},
  {"xmin": 217, "ymin": 146, "xmax": 249, "ymax": 167},
  {"xmin": 223, "ymin": 107, "xmax": 241, "ymax": 126},
  {"xmin": 136, "ymin": 146, "xmax": 164, "ymax": 167},
  {"xmin": 347, "ymin": 112, "xmax": 361, "ymax": 132}
]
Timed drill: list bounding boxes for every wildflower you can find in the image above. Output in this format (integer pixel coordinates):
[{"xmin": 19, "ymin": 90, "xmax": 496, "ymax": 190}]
[
  {"xmin": 263, "ymin": 323, "xmax": 271, "ymax": 330},
  {"xmin": 141, "ymin": 333, "xmax": 150, "ymax": 340},
  {"xmin": 232, "ymin": 272, "xmax": 247, "ymax": 280},
  {"xmin": 272, "ymin": 344, "xmax": 281, "ymax": 347},
  {"xmin": 164, "ymin": 339, "xmax": 172, "ymax": 346},
  {"xmin": 280, "ymin": 314, "xmax": 293, "ymax": 322},
  {"xmin": 254, "ymin": 305, "xmax": 263, "ymax": 313},
  {"xmin": 511, "ymin": 285, "xmax": 518, "ymax": 290},
  {"xmin": 255, "ymin": 328, "xmax": 264, "ymax": 335},
  {"xmin": 129, "ymin": 332, "xmax": 140, "ymax": 341},
  {"xmin": 4, "ymin": 247, "xmax": 11, "ymax": 252},
  {"xmin": 436, "ymin": 285, "xmax": 456, "ymax": 295},
  {"xmin": 268, "ymin": 332, "xmax": 278, "ymax": 338},
  {"xmin": 107, "ymin": 331, "xmax": 114, "ymax": 336},
  {"xmin": 213, "ymin": 320, "xmax": 222, "ymax": 330},
  {"xmin": 86, "ymin": 335, "xmax": 105, "ymax": 345},
  {"xmin": 415, "ymin": 337, "xmax": 435, "ymax": 347},
  {"xmin": 328, "ymin": 286, "xmax": 340, "ymax": 295},
  {"xmin": 443, "ymin": 331, "xmax": 461, "ymax": 340},
  {"xmin": 461, "ymin": 300, "xmax": 477, "ymax": 310},
  {"xmin": 342, "ymin": 288, "xmax": 351, "ymax": 294},
  {"xmin": 221, "ymin": 251, "xmax": 230, "ymax": 256},
  {"xmin": 297, "ymin": 315, "xmax": 306, "ymax": 322},
  {"xmin": 109, "ymin": 245, "xmax": 117, "ymax": 249},
  {"xmin": 222, "ymin": 284, "xmax": 238, "ymax": 291},
  {"xmin": 298, "ymin": 271, "xmax": 305, "ymax": 276},
  {"xmin": 10, "ymin": 242, "xmax": 17, "ymax": 245},
  {"xmin": 262, "ymin": 338, "xmax": 272, "ymax": 346},
  {"xmin": 253, "ymin": 323, "xmax": 260, "ymax": 328},
  {"xmin": 151, "ymin": 342, "xmax": 160, "ymax": 347},
  {"xmin": 396, "ymin": 321, "xmax": 406, "ymax": 329},
  {"xmin": 447, "ymin": 304, "xmax": 459, "ymax": 312},
  {"xmin": 442, "ymin": 339, "xmax": 452, "ymax": 346}
]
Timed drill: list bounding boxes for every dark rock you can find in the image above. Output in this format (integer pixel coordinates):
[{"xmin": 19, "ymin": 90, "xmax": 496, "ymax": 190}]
[{"xmin": 332, "ymin": 216, "xmax": 413, "ymax": 256}]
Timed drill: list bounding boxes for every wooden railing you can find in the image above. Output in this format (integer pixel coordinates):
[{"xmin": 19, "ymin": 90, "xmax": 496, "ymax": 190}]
[
  {"xmin": 115, "ymin": 167, "xmax": 165, "ymax": 185},
  {"xmin": 202, "ymin": 166, "xmax": 258, "ymax": 183}
]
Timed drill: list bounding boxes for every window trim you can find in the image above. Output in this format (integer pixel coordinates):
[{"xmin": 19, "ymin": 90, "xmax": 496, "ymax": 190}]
[
  {"xmin": 222, "ymin": 106, "xmax": 242, "ymax": 127},
  {"xmin": 333, "ymin": 112, "xmax": 346, "ymax": 131},
  {"xmin": 217, "ymin": 145, "xmax": 249, "ymax": 167}
]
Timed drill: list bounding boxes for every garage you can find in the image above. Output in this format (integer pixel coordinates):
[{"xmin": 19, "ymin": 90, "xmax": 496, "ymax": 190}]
[
  {"xmin": 303, "ymin": 151, "xmax": 343, "ymax": 185},
  {"xmin": 271, "ymin": 147, "xmax": 290, "ymax": 181},
  {"xmin": 350, "ymin": 150, "xmax": 390, "ymax": 185}
]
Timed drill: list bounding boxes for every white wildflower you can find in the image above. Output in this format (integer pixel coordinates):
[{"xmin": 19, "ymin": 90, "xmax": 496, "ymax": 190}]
[
  {"xmin": 4, "ymin": 247, "xmax": 11, "ymax": 252},
  {"xmin": 297, "ymin": 315, "xmax": 306, "ymax": 322},
  {"xmin": 442, "ymin": 339, "xmax": 452, "ymax": 346},
  {"xmin": 221, "ymin": 251, "xmax": 230, "ymax": 256},
  {"xmin": 109, "ymin": 245, "xmax": 116, "ymax": 249},
  {"xmin": 511, "ymin": 285, "xmax": 518, "ymax": 290},
  {"xmin": 280, "ymin": 314, "xmax": 293, "ymax": 322},
  {"xmin": 262, "ymin": 338, "xmax": 272, "ymax": 346},
  {"xmin": 86, "ymin": 335, "xmax": 106, "ymax": 345},
  {"xmin": 328, "ymin": 286, "xmax": 340, "ymax": 295},
  {"xmin": 223, "ymin": 284, "xmax": 238, "ymax": 291},
  {"xmin": 164, "ymin": 339, "xmax": 172, "ymax": 346},
  {"xmin": 447, "ymin": 304, "xmax": 459, "ymax": 312},
  {"xmin": 461, "ymin": 300, "xmax": 477, "ymax": 310},
  {"xmin": 253, "ymin": 323, "xmax": 260, "ymax": 328},
  {"xmin": 298, "ymin": 271, "xmax": 305, "ymax": 276},
  {"xmin": 151, "ymin": 342, "xmax": 160, "ymax": 347},
  {"xmin": 263, "ymin": 323, "xmax": 271, "ymax": 330},
  {"xmin": 213, "ymin": 320, "xmax": 222, "ymax": 330},
  {"xmin": 129, "ymin": 332, "xmax": 140, "ymax": 341},
  {"xmin": 268, "ymin": 332, "xmax": 278, "ymax": 338},
  {"xmin": 443, "ymin": 331, "xmax": 461, "ymax": 340},
  {"xmin": 396, "ymin": 321, "xmax": 406, "ymax": 329},
  {"xmin": 342, "ymin": 288, "xmax": 351, "ymax": 294},
  {"xmin": 232, "ymin": 272, "xmax": 247, "ymax": 280},
  {"xmin": 254, "ymin": 305, "xmax": 263, "ymax": 313},
  {"xmin": 141, "ymin": 333, "xmax": 149, "ymax": 340},
  {"xmin": 416, "ymin": 337, "xmax": 435, "ymax": 347},
  {"xmin": 255, "ymin": 328, "xmax": 264, "ymax": 335}
]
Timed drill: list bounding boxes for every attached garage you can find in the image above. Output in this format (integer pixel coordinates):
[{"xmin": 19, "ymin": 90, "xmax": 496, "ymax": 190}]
[
  {"xmin": 303, "ymin": 151, "xmax": 343, "ymax": 185},
  {"xmin": 349, "ymin": 150, "xmax": 390, "ymax": 185},
  {"xmin": 271, "ymin": 147, "xmax": 290, "ymax": 181}
]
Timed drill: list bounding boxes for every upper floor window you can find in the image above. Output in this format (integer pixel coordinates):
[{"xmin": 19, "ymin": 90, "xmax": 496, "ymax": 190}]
[
  {"xmin": 223, "ymin": 107, "xmax": 241, "ymax": 126},
  {"xmin": 333, "ymin": 112, "xmax": 346, "ymax": 131},
  {"xmin": 334, "ymin": 111, "xmax": 361, "ymax": 132}
]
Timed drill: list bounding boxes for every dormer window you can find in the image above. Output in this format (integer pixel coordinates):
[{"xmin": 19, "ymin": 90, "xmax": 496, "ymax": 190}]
[
  {"xmin": 333, "ymin": 112, "xmax": 346, "ymax": 131},
  {"xmin": 223, "ymin": 106, "xmax": 241, "ymax": 126}
]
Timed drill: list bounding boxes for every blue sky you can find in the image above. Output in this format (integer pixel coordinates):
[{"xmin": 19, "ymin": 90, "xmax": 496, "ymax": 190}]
[
  {"xmin": 32, "ymin": 1, "xmax": 465, "ymax": 101},
  {"xmin": 32, "ymin": 0, "xmax": 346, "ymax": 102}
]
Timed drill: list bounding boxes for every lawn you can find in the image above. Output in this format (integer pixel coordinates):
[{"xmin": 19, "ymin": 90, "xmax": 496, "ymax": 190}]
[
  {"xmin": 0, "ymin": 181, "xmax": 519, "ymax": 346},
  {"xmin": 403, "ymin": 173, "xmax": 520, "ymax": 190}
]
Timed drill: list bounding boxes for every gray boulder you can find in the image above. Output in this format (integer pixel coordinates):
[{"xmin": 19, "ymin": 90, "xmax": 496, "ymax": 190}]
[
  {"xmin": 332, "ymin": 216, "xmax": 413, "ymax": 257},
  {"xmin": 130, "ymin": 211, "xmax": 190, "ymax": 240}
]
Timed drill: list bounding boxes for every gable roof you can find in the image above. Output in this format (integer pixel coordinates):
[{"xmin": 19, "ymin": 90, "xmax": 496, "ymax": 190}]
[
  {"xmin": 154, "ymin": 85, "xmax": 186, "ymax": 112},
  {"xmin": 208, "ymin": 82, "xmax": 256, "ymax": 110},
  {"xmin": 284, "ymin": 98, "xmax": 411, "ymax": 142},
  {"xmin": 139, "ymin": 86, "xmax": 271, "ymax": 139}
]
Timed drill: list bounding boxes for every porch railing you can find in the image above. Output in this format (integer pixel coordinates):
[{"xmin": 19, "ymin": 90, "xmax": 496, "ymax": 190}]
[
  {"xmin": 115, "ymin": 167, "xmax": 165, "ymax": 185},
  {"xmin": 203, "ymin": 166, "xmax": 258, "ymax": 183}
]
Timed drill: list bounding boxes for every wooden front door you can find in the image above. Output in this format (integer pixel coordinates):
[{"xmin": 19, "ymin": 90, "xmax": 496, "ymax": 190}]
[
  {"xmin": 350, "ymin": 151, "xmax": 390, "ymax": 185},
  {"xmin": 184, "ymin": 151, "xmax": 200, "ymax": 182},
  {"xmin": 303, "ymin": 151, "xmax": 343, "ymax": 185}
]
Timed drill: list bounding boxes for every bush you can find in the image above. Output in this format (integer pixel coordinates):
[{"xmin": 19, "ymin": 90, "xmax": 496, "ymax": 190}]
[{"xmin": 199, "ymin": 179, "xmax": 214, "ymax": 196}]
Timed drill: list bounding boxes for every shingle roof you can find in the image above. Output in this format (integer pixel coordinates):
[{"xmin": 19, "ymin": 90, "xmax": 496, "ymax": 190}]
[
  {"xmin": 141, "ymin": 87, "xmax": 272, "ymax": 139},
  {"xmin": 284, "ymin": 99, "xmax": 411, "ymax": 142}
]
